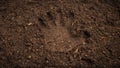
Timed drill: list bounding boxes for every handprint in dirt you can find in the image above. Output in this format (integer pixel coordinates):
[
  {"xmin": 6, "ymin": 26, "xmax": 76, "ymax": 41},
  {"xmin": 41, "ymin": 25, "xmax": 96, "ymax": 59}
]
[{"xmin": 39, "ymin": 13, "xmax": 84, "ymax": 52}]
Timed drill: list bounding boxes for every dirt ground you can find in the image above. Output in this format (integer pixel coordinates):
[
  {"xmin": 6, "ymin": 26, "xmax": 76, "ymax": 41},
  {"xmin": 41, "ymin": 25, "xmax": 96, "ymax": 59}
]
[{"xmin": 0, "ymin": 0, "xmax": 120, "ymax": 68}]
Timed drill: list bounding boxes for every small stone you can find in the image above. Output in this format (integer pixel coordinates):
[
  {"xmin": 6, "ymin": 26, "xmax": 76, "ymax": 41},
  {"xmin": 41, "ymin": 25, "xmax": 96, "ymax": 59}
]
[
  {"xmin": 83, "ymin": 42, "xmax": 86, "ymax": 45},
  {"xmin": 18, "ymin": 59, "xmax": 22, "ymax": 62},
  {"xmin": 46, "ymin": 60, "xmax": 49, "ymax": 63},
  {"xmin": 28, "ymin": 55, "xmax": 32, "ymax": 59},
  {"xmin": 25, "ymin": 42, "xmax": 32, "ymax": 47},
  {"xmin": 68, "ymin": 40, "xmax": 71, "ymax": 43},
  {"xmin": 89, "ymin": 27, "xmax": 93, "ymax": 29},
  {"xmin": 74, "ymin": 48, "xmax": 79, "ymax": 53},
  {"xmin": 16, "ymin": 51, "xmax": 19, "ymax": 53},
  {"xmin": 27, "ymin": 23, "xmax": 32, "ymax": 25},
  {"xmin": 40, "ymin": 45, "xmax": 44, "ymax": 48}
]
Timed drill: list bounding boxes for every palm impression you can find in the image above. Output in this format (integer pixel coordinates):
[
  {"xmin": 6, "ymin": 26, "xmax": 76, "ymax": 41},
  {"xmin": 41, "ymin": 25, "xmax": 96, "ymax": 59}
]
[{"xmin": 39, "ymin": 14, "xmax": 84, "ymax": 52}]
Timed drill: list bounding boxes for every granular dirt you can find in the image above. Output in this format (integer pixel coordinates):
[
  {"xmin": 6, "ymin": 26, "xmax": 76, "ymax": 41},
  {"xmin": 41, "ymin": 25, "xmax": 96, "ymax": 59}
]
[{"xmin": 0, "ymin": 0, "xmax": 120, "ymax": 68}]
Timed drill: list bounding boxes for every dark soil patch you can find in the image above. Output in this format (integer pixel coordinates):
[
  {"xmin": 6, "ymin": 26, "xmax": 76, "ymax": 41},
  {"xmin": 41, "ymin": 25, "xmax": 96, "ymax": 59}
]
[{"xmin": 0, "ymin": 0, "xmax": 120, "ymax": 68}]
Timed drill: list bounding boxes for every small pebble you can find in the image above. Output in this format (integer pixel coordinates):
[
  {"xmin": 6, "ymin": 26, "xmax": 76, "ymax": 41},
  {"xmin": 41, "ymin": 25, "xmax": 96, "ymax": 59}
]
[
  {"xmin": 83, "ymin": 41, "xmax": 86, "ymax": 45},
  {"xmin": 74, "ymin": 48, "xmax": 78, "ymax": 53},
  {"xmin": 16, "ymin": 51, "xmax": 19, "ymax": 53},
  {"xmin": 28, "ymin": 55, "xmax": 32, "ymax": 59},
  {"xmin": 68, "ymin": 40, "xmax": 71, "ymax": 43},
  {"xmin": 27, "ymin": 23, "xmax": 32, "ymax": 25}
]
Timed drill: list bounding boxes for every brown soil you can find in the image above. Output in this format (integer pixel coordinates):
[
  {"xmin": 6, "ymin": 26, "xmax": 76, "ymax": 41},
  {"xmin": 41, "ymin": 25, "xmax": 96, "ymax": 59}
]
[{"xmin": 0, "ymin": 0, "xmax": 120, "ymax": 68}]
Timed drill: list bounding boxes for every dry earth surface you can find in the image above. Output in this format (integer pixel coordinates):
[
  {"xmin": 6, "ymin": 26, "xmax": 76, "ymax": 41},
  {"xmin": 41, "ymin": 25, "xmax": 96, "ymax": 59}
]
[{"xmin": 0, "ymin": 0, "xmax": 120, "ymax": 68}]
